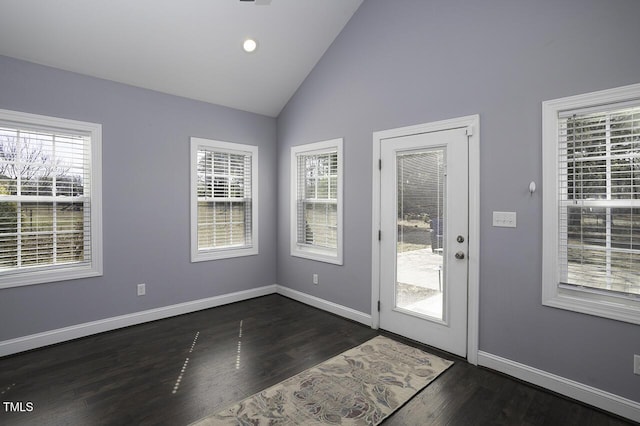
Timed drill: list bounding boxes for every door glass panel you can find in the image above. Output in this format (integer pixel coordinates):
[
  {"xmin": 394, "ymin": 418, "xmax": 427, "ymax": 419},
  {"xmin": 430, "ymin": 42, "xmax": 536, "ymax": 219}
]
[{"xmin": 396, "ymin": 148, "xmax": 445, "ymax": 320}]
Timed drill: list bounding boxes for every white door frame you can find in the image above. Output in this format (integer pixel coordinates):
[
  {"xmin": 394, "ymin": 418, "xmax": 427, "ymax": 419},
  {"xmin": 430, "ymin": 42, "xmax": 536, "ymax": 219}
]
[{"xmin": 371, "ymin": 114, "xmax": 480, "ymax": 365}]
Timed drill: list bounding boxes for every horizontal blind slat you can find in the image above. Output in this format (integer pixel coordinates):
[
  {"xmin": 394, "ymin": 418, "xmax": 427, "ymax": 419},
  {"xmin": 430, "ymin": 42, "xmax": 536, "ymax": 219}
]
[
  {"xmin": 0, "ymin": 123, "xmax": 92, "ymax": 274},
  {"xmin": 558, "ymin": 103, "xmax": 640, "ymax": 296},
  {"xmin": 196, "ymin": 147, "xmax": 253, "ymax": 251}
]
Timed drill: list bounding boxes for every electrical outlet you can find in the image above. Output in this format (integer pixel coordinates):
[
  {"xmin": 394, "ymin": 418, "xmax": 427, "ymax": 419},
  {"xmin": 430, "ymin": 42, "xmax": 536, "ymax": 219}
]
[
  {"xmin": 137, "ymin": 283, "xmax": 146, "ymax": 296},
  {"xmin": 634, "ymin": 354, "xmax": 640, "ymax": 375},
  {"xmin": 312, "ymin": 274, "xmax": 318, "ymax": 285}
]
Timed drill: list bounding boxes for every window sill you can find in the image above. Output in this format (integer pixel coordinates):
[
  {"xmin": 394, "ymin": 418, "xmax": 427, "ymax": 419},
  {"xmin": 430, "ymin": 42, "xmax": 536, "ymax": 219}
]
[
  {"xmin": 291, "ymin": 247, "xmax": 342, "ymax": 265},
  {"xmin": 191, "ymin": 246, "xmax": 258, "ymax": 262},
  {"xmin": 543, "ymin": 287, "xmax": 640, "ymax": 325},
  {"xmin": 0, "ymin": 264, "xmax": 102, "ymax": 289}
]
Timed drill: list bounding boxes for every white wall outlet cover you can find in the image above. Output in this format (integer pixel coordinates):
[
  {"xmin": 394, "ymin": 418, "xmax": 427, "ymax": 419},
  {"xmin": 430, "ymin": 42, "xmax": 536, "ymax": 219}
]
[{"xmin": 492, "ymin": 211, "xmax": 517, "ymax": 228}]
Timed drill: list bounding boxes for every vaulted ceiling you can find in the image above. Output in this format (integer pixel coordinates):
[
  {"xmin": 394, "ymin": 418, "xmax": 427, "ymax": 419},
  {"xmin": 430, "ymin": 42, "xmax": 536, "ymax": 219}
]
[{"xmin": 0, "ymin": 0, "xmax": 363, "ymax": 117}]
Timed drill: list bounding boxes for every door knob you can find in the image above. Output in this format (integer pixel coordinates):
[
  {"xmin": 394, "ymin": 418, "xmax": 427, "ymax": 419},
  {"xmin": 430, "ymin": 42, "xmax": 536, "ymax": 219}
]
[{"xmin": 455, "ymin": 251, "xmax": 465, "ymax": 260}]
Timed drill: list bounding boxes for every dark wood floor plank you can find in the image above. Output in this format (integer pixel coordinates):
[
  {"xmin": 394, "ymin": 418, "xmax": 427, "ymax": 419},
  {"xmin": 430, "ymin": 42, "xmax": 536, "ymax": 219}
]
[{"xmin": 0, "ymin": 294, "xmax": 635, "ymax": 426}]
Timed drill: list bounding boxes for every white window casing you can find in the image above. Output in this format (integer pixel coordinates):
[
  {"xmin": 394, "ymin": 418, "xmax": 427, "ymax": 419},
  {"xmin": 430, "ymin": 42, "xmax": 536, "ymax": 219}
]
[
  {"xmin": 290, "ymin": 138, "xmax": 343, "ymax": 265},
  {"xmin": 542, "ymin": 83, "xmax": 640, "ymax": 325},
  {"xmin": 0, "ymin": 109, "xmax": 103, "ymax": 288},
  {"xmin": 190, "ymin": 137, "xmax": 258, "ymax": 262}
]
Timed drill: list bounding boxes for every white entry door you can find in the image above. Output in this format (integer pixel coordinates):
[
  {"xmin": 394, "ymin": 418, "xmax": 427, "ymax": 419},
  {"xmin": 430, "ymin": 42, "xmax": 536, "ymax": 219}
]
[{"xmin": 379, "ymin": 127, "xmax": 469, "ymax": 357}]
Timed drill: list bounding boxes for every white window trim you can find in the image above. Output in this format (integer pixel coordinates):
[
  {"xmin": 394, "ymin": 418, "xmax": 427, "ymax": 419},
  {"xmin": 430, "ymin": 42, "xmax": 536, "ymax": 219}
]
[
  {"xmin": 190, "ymin": 137, "xmax": 258, "ymax": 262},
  {"xmin": 542, "ymin": 83, "xmax": 640, "ymax": 325},
  {"xmin": 290, "ymin": 138, "xmax": 343, "ymax": 265},
  {"xmin": 0, "ymin": 109, "xmax": 103, "ymax": 289}
]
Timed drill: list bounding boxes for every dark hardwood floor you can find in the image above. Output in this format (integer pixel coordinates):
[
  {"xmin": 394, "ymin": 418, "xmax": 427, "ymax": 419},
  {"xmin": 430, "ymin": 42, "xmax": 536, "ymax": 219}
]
[{"xmin": 0, "ymin": 295, "xmax": 635, "ymax": 425}]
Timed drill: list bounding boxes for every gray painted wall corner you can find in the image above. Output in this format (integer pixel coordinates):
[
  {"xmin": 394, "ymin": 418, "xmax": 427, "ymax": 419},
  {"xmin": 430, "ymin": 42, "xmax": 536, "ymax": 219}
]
[{"xmin": 0, "ymin": 55, "xmax": 278, "ymax": 341}]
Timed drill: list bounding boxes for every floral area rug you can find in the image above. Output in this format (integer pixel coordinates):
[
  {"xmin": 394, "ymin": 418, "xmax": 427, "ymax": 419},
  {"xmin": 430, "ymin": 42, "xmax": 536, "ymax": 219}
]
[{"xmin": 191, "ymin": 335, "xmax": 453, "ymax": 425}]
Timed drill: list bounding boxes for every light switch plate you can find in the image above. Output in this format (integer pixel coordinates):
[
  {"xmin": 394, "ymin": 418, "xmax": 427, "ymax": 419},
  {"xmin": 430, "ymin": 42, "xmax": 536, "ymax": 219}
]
[{"xmin": 493, "ymin": 211, "xmax": 517, "ymax": 228}]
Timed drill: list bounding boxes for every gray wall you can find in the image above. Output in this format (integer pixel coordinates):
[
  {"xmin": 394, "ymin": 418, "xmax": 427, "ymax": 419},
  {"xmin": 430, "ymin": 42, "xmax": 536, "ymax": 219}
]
[
  {"xmin": 1, "ymin": 0, "xmax": 639, "ymax": 406},
  {"xmin": 0, "ymin": 55, "xmax": 277, "ymax": 340},
  {"xmin": 276, "ymin": 0, "xmax": 640, "ymax": 402}
]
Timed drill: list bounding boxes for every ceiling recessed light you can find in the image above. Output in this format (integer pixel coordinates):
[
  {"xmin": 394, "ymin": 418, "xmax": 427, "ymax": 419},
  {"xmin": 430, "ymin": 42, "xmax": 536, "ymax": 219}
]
[{"xmin": 243, "ymin": 39, "xmax": 257, "ymax": 53}]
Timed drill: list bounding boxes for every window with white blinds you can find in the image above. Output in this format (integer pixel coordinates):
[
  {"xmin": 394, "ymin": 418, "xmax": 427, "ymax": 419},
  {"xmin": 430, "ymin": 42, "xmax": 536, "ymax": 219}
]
[
  {"xmin": 0, "ymin": 109, "xmax": 102, "ymax": 288},
  {"xmin": 190, "ymin": 137, "xmax": 258, "ymax": 261},
  {"xmin": 542, "ymin": 83, "xmax": 640, "ymax": 325},
  {"xmin": 290, "ymin": 138, "xmax": 343, "ymax": 264}
]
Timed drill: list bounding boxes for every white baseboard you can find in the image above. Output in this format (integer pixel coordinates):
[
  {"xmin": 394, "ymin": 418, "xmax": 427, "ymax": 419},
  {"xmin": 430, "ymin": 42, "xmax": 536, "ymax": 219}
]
[
  {"xmin": 478, "ymin": 351, "xmax": 640, "ymax": 423},
  {"xmin": 0, "ymin": 285, "xmax": 371, "ymax": 358},
  {"xmin": 0, "ymin": 285, "xmax": 277, "ymax": 357},
  {"xmin": 275, "ymin": 285, "xmax": 372, "ymax": 326},
  {"xmin": 3, "ymin": 286, "xmax": 636, "ymax": 423}
]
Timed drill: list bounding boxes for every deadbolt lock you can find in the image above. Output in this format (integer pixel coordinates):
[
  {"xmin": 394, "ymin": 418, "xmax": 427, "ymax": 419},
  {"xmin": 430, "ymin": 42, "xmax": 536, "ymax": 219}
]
[{"xmin": 457, "ymin": 235, "xmax": 465, "ymax": 243}]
